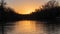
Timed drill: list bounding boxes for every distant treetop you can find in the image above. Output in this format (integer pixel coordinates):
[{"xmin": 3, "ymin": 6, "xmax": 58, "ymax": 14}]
[{"xmin": 42, "ymin": 0, "xmax": 59, "ymax": 9}]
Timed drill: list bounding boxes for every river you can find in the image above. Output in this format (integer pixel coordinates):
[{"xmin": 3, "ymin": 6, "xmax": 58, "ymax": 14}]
[{"xmin": 4, "ymin": 20, "xmax": 60, "ymax": 34}]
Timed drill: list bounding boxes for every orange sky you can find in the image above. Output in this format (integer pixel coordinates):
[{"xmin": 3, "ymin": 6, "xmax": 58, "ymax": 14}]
[
  {"xmin": 12, "ymin": 4, "xmax": 42, "ymax": 14},
  {"xmin": 5, "ymin": 0, "xmax": 53, "ymax": 14}
]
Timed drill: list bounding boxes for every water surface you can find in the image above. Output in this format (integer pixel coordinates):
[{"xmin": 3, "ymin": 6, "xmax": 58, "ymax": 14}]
[{"xmin": 5, "ymin": 20, "xmax": 47, "ymax": 34}]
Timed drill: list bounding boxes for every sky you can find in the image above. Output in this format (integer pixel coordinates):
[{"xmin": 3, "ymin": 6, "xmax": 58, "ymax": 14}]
[{"xmin": 3, "ymin": 0, "xmax": 60, "ymax": 14}]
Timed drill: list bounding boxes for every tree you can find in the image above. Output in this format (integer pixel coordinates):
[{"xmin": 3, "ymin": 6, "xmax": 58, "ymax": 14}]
[{"xmin": 42, "ymin": 0, "xmax": 59, "ymax": 9}]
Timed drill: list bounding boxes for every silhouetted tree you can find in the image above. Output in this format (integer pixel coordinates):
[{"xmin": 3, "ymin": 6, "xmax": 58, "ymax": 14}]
[
  {"xmin": 42, "ymin": 0, "xmax": 59, "ymax": 9},
  {"xmin": 30, "ymin": 0, "xmax": 60, "ymax": 21},
  {"xmin": 0, "ymin": 0, "xmax": 23, "ymax": 22}
]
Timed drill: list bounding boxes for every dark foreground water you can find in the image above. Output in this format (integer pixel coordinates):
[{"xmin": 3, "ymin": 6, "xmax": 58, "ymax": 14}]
[{"xmin": 1, "ymin": 20, "xmax": 60, "ymax": 34}]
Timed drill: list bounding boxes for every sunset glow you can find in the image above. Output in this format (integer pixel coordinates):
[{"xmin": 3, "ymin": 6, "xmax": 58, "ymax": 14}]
[
  {"xmin": 6, "ymin": 0, "xmax": 49, "ymax": 14},
  {"xmin": 8, "ymin": 3, "xmax": 42, "ymax": 14},
  {"xmin": 5, "ymin": 0, "xmax": 59, "ymax": 14},
  {"xmin": 14, "ymin": 6, "xmax": 37, "ymax": 14}
]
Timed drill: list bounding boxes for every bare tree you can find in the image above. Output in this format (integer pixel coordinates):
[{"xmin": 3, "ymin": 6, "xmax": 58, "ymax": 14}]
[{"xmin": 42, "ymin": 0, "xmax": 59, "ymax": 9}]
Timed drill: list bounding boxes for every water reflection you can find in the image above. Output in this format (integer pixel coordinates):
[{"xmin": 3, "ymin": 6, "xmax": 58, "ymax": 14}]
[{"xmin": 5, "ymin": 20, "xmax": 47, "ymax": 34}]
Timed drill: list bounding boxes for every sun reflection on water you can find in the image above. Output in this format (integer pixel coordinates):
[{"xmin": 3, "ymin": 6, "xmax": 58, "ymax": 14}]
[
  {"xmin": 15, "ymin": 20, "xmax": 36, "ymax": 32},
  {"xmin": 6, "ymin": 20, "xmax": 47, "ymax": 34}
]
